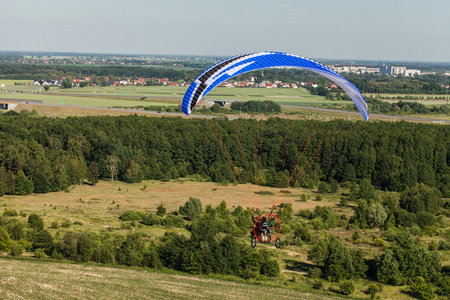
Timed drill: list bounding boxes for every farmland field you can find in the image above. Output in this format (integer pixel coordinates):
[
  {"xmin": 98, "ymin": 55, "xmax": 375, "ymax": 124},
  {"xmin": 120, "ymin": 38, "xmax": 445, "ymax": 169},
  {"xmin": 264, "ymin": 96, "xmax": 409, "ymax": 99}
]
[
  {"xmin": 0, "ymin": 92, "xmax": 176, "ymax": 108},
  {"xmin": 1, "ymin": 85, "xmax": 351, "ymax": 107},
  {"xmin": 363, "ymin": 93, "xmax": 450, "ymax": 106}
]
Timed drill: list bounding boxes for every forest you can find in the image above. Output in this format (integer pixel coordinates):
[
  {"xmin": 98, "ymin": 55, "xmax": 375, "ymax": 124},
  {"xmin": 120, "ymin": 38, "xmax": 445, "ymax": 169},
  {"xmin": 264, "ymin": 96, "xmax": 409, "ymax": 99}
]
[{"xmin": 0, "ymin": 112, "xmax": 448, "ymax": 197}]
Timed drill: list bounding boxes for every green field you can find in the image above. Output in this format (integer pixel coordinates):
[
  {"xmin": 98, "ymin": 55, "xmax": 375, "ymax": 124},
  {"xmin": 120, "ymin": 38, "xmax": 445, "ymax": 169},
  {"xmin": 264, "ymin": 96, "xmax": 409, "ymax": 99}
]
[
  {"xmin": 0, "ymin": 79, "xmax": 34, "ymax": 86},
  {"xmin": 364, "ymin": 93, "xmax": 450, "ymax": 106},
  {"xmin": 0, "ymin": 92, "xmax": 176, "ymax": 108},
  {"xmin": 1, "ymin": 85, "xmax": 351, "ymax": 108}
]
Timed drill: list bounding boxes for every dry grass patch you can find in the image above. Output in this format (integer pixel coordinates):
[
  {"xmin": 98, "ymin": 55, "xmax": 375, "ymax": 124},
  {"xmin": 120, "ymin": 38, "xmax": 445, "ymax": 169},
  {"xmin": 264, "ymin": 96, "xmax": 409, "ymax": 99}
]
[{"xmin": 0, "ymin": 258, "xmax": 341, "ymax": 300}]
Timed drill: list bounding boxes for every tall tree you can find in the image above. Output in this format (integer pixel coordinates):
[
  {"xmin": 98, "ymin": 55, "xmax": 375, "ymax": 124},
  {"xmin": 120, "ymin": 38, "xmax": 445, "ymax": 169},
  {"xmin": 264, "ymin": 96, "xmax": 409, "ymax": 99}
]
[
  {"xmin": 106, "ymin": 154, "xmax": 119, "ymax": 181},
  {"xmin": 87, "ymin": 162, "xmax": 100, "ymax": 186}
]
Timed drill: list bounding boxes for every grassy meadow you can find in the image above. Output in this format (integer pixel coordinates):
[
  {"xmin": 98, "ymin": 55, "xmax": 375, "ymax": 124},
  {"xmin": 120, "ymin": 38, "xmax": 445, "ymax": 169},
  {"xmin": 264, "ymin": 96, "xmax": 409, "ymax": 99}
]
[
  {"xmin": 1, "ymin": 179, "xmax": 449, "ymax": 299},
  {"xmin": 0, "ymin": 179, "xmax": 341, "ymax": 239},
  {"xmin": 1, "ymin": 85, "xmax": 349, "ymax": 107}
]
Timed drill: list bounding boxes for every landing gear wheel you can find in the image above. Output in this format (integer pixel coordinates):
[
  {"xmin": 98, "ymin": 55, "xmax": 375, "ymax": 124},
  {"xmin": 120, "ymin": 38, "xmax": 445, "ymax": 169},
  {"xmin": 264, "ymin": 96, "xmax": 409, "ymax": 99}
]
[
  {"xmin": 275, "ymin": 238, "xmax": 281, "ymax": 249},
  {"xmin": 251, "ymin": 236, "xmax": 257, "ymax": 248}
]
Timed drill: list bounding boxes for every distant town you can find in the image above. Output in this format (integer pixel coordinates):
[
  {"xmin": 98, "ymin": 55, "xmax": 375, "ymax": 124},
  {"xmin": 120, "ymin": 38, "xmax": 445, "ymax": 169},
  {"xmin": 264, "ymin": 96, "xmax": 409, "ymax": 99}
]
[{"xmin": 1, "ymin": 53, "xmax": 450, "ymax": 91}]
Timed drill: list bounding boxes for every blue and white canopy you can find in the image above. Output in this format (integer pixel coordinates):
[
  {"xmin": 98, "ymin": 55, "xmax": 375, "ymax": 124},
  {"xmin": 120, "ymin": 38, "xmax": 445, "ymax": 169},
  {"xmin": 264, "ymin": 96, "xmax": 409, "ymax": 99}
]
[{"xmin": 182, "ymin": 51, "xmax": 369, "ymax": 121}]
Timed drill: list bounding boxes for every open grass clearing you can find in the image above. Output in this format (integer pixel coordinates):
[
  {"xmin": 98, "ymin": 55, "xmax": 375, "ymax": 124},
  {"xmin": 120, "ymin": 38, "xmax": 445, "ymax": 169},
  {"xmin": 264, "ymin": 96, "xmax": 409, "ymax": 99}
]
[
  {"xmin": 14, "ymin": 104, "xmax": 177, "ymax": 118},
  {"xmin": 0, "ymin": 79, "xmax": 34, "ymax": 86},
  {"xmin": 0, "ymin": 92, "xmax": 177, "ymax": 107},
  {"xmin": 364, "ymin": 93, "xmax": 450, "ymax": 106},
  {"xmin": 0, "ymin": 179, "xmax": 346, "ymax": 242}
]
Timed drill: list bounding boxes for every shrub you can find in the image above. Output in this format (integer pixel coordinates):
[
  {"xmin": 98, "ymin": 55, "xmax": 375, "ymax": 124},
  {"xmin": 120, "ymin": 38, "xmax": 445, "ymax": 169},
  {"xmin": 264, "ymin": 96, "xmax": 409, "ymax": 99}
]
[
  {"xmin": 61, "ymin": 219, "xmax": 72, "ymax": 228},
  {"xmin": 260, "ymin": 259, "xmax": 280, "ymax": 277},
  {"xmin": 161, "ymin": 214, "xmax": 185, "ymax": 227},
  {"xmin": 255, "ymin": 191, "xmax": 273, "ymax": 196},
  {"xmin": 6, "ymin": 219, "xmax": 26, "ymax": 240},
  {"xmin": 9, "ymin": 242, "xmax": 24, "ymax": 257},
  {"xmin": 50, "ymin": 221, "xmax": 59, "ymax": 229},
  {"xmin": 3, "ymin": 209, "xmax": 18, "ymax": 217},
  {"xmin": 119, "ymin": 210, "xmax": 145, "ymax": 221},
  {"xmin": 182, "ymin": 197, "xmax": 202, "ymax": 220},
  {"xmin": 366, "ymin": 284, "xmax": 380, "ymax": 299},
  {"xmin": 141, "ymin": 212, "xmax": 161, "ymax": 226},
  {"xmin": 313, "ymin": 280, "xmax": 323, "ymax": 290},
  {"xmin": 308, "ymin": 267, "xmax": 322, "ymax": 279},
  {"xmin": 241, "ymin": 267, "xmax": 258, "ymax": 280},
  {"xmin": 35, "ymin": 248, "xmax": 46, "ymax": 258},
  {"xmin": 31, "ymin": 229, "xmax": 55, "ymax": 255},
  {"xmin": 0, "ymin": 227, "xmax": 13, "ymax": 252},
  {"xmin": 339, "ymin": 280, "xmax": 355, "ymax": 295},
  {"xmin": 436, "ymin": 276, "xmax": 450, "ymax": 297},
  {"xmin": 373, "ymin": 237, "xmax": 386, "ymax": 248},
  {"xmin": 438, "ymin": 240, "xmax": 450, "ymax": 250},
  {"xmin": 317, "ymin": 182, "xmax": 331, "ymax": 193},
  {"xmin": 28, "ymin": 214, "xmax": 44, "ymax": 230},
  {"xmin": 428, "ymin": 240, "xmax": 439, "ymax": 251},
  {"xmin": 410, "ymin": 277, "xmax": 435, "ymax": 300},
  {"xmin": 156, "ymin": 204, "xmax": 166, "ymax": 217}
]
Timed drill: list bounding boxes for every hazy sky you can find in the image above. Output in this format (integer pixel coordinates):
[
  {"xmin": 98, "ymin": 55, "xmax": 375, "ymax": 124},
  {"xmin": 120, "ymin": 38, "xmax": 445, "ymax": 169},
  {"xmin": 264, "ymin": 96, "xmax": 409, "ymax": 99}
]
[{"xmin": 2, "ymin": 0, "xmax": 449, "ymax": 62}]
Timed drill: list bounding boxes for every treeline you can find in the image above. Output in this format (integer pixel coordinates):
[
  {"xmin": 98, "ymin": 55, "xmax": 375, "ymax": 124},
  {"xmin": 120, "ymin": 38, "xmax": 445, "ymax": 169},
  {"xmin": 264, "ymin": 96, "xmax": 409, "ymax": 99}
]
[
  {"xmin": 340, "ymin": 98, "xmax": 450, "ymax": 115},
  {"xmin": 0, "ymin": 112, "xmax": 448, "ymax": 197},
  {"xmin": 0, "ymin": 64, "xmax": 200, "ymax": 82},
  {"xmin": 0, "ymin": 198, "xmax": 279, "ymax": 279},
  {"xmin": 230, "ymin": 100, "xmax": 281, "ymax": 114},
  {"xmin": 348, "ymin": 76, "xmax": 450, "ymax": 95}
]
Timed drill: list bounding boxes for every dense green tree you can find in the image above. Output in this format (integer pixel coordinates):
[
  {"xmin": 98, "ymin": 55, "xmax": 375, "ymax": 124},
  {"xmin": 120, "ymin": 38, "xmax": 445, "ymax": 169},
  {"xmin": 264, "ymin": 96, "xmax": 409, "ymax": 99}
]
[
  {"xmin": 5, "ymin": 170, "xmax": 15, "ymax": 195},
  {"xmin": 376, "ymin": 249, "xmax": 403, "ymax": 285},
  {"xmin": 367, "ymin": 202, "xmax": 388, "ymax": 228},
  {"xmin": 410, "ymin": 277, "xmax": 435, "ymax": 300},
  {"xmin": 399, "ymin": 183, "xmax": 442, "ymax": 214},
  {"xmin": 14, "ymin": 170, "xmax": 34, "ymax": 195},
  {"xmin": 77, "ymin": 232, "xmax": 97, "ymax": 262},
  {"xmin": 124, "ymin": 159, "xmax": 144, "ymax": 183},
  {"xmin": 156, "ymin": 204, "xmax": 166, "ymax": 217},
  {"xmin": 28, "ymin": 213, "xmax": 44, "ymax": 230},
  {"xmin": 117, "ymin": 232, "xmax": 145, "ymax": 266},
  {"xmin": 33, "ymin": 172, "xmax": 50, "ymax": 193},
  {"xmin": 59, "ymin": 231, "xmax": 80, "ymax": 260},
  {"xmin": 182, "ymin": 197, "xmax": 203, "ymax": 221},
  {"xmin": 30, "ymin": 229, "xmax": 54, "ymax": 255},
  {"xmin": 0, "ymin": 227, "xmax": 13, "ymax": 252},
  {"xmin": 87, "ymin": 162, "xmax": 99, "ymax": 185},
  {"xmin": 308, "ymin": 235, "xmax": 367, "ymax": 281},
  {"xmin": 6, "ymin": 219, "xmax": 26, "ymax": 240},
  {"xmin": 0, "ymin": 164, "xmax": 7, "ymax": 196}
]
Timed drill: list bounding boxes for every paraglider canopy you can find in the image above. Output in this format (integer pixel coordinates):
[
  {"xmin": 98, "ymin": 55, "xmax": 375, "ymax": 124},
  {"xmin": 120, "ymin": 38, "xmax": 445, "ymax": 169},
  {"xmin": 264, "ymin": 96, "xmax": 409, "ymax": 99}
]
[{"xmin": 182, "ymin": 51, "xmax": 369, "ymax": 121}]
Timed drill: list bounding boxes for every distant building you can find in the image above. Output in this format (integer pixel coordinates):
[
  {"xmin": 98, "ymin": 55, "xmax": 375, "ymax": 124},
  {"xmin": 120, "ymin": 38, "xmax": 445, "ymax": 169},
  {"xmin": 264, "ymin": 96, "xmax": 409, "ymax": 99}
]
[
  {"xmin": 405, "ymin": 69, "xmax": 421, "ymax": 77},
  {"xmin": 380, "ymin": 65, "xmax": 407, "ymax": 76}
]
